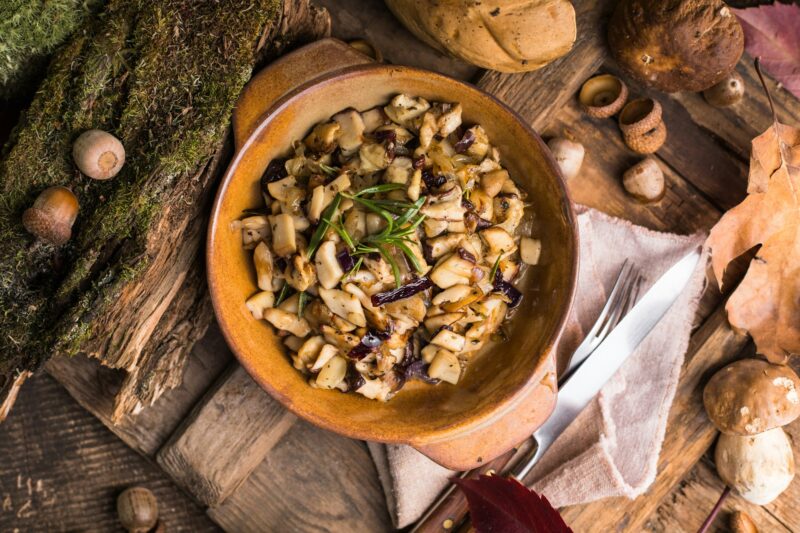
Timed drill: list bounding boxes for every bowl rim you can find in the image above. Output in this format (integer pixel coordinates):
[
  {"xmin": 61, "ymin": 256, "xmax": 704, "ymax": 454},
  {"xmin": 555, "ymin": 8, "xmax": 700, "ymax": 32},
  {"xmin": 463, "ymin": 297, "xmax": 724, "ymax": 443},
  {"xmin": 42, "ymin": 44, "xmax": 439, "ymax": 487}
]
[{"xmin": 207, "ymin": 62, "xmax": 579, "ymax": 445}]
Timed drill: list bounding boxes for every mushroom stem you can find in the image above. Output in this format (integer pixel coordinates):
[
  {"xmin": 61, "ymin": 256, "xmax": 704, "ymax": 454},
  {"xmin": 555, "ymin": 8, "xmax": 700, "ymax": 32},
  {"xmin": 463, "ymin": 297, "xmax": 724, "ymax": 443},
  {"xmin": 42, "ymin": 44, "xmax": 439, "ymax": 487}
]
[{"xmin": 697, "ymin": 486, "xmax": 730, "ymax": 533}]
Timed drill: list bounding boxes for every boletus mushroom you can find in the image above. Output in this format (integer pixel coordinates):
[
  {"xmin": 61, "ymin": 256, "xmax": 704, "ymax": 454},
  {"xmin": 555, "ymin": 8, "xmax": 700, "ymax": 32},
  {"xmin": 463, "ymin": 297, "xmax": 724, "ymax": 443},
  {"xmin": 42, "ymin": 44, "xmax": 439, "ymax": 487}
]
[
  {"xmin": 704, "ymin": 358, "xmax": 800, "ymax": 436},
  {"xmin": 715, "ymin": 427, "xmax": 795, "ymax": 505},
  {"xmin": 384, "ymin": 0, "xmax": 577, "ymax": 72},
  {"xmin": 608, "ymin": 0, "xmax": 744, "ymax": 92}
]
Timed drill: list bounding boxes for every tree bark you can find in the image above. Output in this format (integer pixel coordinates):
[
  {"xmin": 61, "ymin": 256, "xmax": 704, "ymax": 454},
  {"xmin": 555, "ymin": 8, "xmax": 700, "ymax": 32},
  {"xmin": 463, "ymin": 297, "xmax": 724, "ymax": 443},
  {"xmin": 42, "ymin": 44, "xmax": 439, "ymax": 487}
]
[{"xmin": 0, "ymin": 0, "xmax": 330, "ymax": 422}]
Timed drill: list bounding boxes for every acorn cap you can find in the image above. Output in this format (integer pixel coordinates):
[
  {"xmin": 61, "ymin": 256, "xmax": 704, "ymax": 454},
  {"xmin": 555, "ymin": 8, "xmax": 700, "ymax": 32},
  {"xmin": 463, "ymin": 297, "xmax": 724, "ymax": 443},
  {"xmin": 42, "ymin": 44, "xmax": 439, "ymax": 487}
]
[
  {"xmin": 704, "ymin": 358, "xmax": 800, "ymax": 436},
  {"xmin": 578, "ymin": 74, "xmax": 628, "ymax": 118},
  {"xmin": 22, "ymin": 186, "xmax": 79, "ymax": 245},
  {"xmin": 623, "ymin": 120, "xmax": 667, "ymax": 154},
  {"xmin": 619, "ymin": 98, "xmax": 662, "ymax": 137}
]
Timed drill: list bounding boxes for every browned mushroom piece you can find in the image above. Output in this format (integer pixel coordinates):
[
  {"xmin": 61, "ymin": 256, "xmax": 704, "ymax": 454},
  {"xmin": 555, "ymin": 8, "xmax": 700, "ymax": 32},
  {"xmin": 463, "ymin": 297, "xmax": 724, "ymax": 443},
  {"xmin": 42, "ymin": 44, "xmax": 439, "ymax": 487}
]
[
  {"xmin": 608, "ymin": 0, "xmax": 744, "ymax": 93},
  {"xmin": 703, "ymin": 358, "xmax": 800, "ymax": 436}
]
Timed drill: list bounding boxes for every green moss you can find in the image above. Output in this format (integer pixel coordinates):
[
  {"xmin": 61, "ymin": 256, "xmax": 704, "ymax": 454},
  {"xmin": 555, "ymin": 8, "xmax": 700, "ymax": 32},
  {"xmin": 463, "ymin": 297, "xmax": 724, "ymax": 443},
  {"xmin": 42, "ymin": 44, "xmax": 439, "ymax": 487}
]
[
  {"xmin": 0, "ymin": 0, "xmax": 106, "ymax": 98},
  {"xmin": 0, "ymin": 0, "xmax": 282, "ymax": 377}
]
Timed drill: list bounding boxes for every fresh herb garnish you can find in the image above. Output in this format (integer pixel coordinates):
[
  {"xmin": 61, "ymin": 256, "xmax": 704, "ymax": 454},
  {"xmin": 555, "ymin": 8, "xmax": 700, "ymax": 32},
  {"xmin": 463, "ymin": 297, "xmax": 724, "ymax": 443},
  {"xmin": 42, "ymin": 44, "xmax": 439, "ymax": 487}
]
[
  {"xmin": 341, "ymin": 256, "xmax": 364, "ymax": 283},
  {"xmin": 318, "ymin": 162, "xmax": 340, "ymax": 176},
  {"xmin": 275, "ymin": 283, "xmax": 291, "ymax": 306},
  {"xmin": 307, "ymin": 194, "xmax": 343, "ymax": 258},
  {"xmin": 490, "ymin": 254, "xmax": 502, "ymax": 283},
  {"xmin": 297, "ymin": 291, "xmax": 309, "ymax": 316}
]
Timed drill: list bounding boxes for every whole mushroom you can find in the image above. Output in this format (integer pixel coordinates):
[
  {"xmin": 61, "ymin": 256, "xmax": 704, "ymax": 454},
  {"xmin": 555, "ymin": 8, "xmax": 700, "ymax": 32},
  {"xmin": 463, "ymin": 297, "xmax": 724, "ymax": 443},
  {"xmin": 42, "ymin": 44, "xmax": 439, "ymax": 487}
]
[
  {"xmin": 547, "ymin": 137, "xmax": 585, "ymax": 180},
  {"xmin": 608, "ymin": 0, "xmax": 744, "ymax": 92},
  {"xmin": 384, "ymin": 0, "xmax": 576, "ymax": 72},
  {"xmin": 703, "ymin": 358, "xmax": 800, "ymax": 436},
  {"xmin": 715, "ymin": 427, "xmax": 795, "ymax": 505}
]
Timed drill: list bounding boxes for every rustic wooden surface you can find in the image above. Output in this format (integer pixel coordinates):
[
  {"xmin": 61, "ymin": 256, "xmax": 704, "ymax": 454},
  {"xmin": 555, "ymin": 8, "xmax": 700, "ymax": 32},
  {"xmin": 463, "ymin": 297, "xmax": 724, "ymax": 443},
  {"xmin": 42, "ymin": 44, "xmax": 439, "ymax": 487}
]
[
  {"xmin": 11, "ymin": 0, "xmax": 800, "ymax": 531},
  {"xmin": 0, "ymin": 374, "xmax": 218, "ymax": 532}
]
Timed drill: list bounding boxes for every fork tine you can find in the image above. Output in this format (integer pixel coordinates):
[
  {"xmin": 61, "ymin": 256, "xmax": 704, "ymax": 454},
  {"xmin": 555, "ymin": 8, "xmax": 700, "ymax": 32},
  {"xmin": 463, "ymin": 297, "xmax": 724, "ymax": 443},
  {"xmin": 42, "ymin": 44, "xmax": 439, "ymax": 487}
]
[
  {"xmin": 596, "ymin": 267, "xmax": 640, "ymax": 340},
  {"xmin": 582, "ymin": 260, "xmax": 632, "ymax": 341},
  {"xmin": 620, "ymin": 272, "xmax": 644, "ymax": 318}
]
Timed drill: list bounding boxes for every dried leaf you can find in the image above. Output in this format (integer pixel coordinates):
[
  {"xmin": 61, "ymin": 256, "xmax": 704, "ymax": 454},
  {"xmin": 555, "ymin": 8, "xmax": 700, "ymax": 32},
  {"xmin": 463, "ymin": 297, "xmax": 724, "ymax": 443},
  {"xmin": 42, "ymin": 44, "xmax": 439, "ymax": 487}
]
[
  {"xmin": 455, "ymin": 475, "xmax": 572, "ymax": 533},
  {"xmin": 734, "ymin": 4, "xmax": 800, "ymax": 99},
  {"xmin": 705, "ymin": 70, "xmax": 800, "ymax": 364}
]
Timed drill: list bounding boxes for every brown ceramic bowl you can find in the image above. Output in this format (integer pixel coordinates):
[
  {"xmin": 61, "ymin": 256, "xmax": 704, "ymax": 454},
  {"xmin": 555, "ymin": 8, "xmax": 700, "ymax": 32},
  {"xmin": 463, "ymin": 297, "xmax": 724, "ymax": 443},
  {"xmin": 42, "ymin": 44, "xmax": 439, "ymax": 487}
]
[{"xmin": 208, "ymin": 58, "xmax": 577, "ymax": 469}]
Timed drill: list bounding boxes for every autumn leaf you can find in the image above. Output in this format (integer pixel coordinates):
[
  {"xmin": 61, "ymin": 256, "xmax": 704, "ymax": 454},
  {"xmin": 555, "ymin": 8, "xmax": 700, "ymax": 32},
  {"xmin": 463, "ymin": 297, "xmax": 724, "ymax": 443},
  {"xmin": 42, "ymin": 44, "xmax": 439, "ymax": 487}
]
[
  {"xmin": 734, "ymin": 3, "xmax": 800, "ymax": 99},
  {"xmin": 455, "ymin": 474, "xmax": 572, "ymax": 533},
  {"xmin": 705, "ymin": 63, "xmax": 800, "ymax": 364}
]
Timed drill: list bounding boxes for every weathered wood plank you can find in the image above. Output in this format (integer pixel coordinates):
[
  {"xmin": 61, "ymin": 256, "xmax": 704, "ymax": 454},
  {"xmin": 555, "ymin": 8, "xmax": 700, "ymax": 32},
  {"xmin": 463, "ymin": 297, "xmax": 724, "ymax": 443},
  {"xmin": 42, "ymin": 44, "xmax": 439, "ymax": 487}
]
[
  {"xmin": 46, "ymin": 323, "xmax": 232, "ymax": 457},
  {"xmin": 157, "ymin": 364, "xmax": 297, "ymax": 506},
  {"xmin": 644, "ymin": 458, "xmax": 794, "ymax": 532},
  {"xmin": 314, "ymin": 0, "xmax": 477, "ymax": 81},
  {"xmin": 477, "ymin": 0, "xmax": 614, "ymax": 132},
  {"xmin": 0, "ymin": 374, "xmax": 218, "ymax": 531},
  {"xmin": 207, "ymin": 420, "xmax": 392, "ymax": 532},
  {"xmin": 559, "ymin": 306, "xmax": 751, "ymax": 531}
]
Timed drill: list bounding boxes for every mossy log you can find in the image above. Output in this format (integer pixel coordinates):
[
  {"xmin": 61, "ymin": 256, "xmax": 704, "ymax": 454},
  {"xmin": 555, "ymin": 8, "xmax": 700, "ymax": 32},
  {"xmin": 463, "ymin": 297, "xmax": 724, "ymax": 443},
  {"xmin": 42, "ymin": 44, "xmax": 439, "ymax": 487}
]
[{"xmin": 0, "ymin": 0, "xmax": 330, "ymax": 421}]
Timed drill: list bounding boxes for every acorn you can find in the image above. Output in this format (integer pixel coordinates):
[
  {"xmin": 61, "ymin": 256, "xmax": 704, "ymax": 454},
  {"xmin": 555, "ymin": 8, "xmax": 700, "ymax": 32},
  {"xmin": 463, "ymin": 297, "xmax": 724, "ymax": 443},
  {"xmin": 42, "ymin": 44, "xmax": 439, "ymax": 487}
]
[
  {"xmin": 22, "ymin": 186, "xmax": 79, "ymax": 245},
  {"xmin": 72, "ymin": 129, "xmax": 126, "ymax": 180},
  {"xmin": 578, "ymin": 74, "xmax": 628, "ymax": 118},
  {"xmin": 623, "ymin": 157, "xmax": 665, "ymax": 203},
  {"xmin": 117, "ymin": 486, "xmax": 159, "ymax": 533},
  {"xmin": 703, "ymin": 71, "xmax": 745, "ymax": 107},
  {"xmin": 547, "ymin": 137, "xmax": 585, "ymax": 180}
]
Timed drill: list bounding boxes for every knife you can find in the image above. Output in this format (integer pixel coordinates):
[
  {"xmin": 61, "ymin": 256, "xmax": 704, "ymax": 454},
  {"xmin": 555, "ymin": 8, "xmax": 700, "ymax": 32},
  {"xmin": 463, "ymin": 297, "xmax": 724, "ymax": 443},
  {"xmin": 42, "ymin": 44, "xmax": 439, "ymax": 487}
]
[{"xmin": 412, "ymin": 248, "xmax": 701, "ymax": 532}]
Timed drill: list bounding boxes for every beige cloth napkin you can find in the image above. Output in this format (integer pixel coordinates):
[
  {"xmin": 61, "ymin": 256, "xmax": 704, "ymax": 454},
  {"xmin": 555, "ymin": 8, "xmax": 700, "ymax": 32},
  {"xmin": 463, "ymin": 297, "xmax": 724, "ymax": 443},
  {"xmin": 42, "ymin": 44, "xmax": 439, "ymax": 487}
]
[{"xmin": 368, "ymin": 205, "xmax": 708, "ymax": 528}]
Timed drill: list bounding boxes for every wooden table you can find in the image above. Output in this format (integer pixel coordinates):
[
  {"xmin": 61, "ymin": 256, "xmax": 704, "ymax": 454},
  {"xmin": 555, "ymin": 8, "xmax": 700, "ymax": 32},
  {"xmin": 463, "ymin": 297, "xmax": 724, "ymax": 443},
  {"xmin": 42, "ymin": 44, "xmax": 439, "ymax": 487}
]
[{"xmin": 12, "ymin": 0, "xmax": 800, "ymax": 531}]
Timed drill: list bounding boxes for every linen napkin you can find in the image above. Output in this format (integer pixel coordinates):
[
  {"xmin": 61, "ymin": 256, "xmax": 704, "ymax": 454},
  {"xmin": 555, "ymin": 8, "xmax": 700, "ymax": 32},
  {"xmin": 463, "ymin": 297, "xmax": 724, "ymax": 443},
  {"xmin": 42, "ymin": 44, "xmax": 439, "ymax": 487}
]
[{"xmin": 368, "ymin": 205, "xmax": 708, "ymax": 528}]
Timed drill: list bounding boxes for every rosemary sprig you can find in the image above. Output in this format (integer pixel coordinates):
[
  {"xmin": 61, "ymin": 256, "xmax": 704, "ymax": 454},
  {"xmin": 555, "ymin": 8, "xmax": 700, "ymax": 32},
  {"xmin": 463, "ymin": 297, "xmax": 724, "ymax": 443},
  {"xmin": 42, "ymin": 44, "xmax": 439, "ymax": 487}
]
[
  {"xmin": 307, "ymin": 194, "xmax": 342, "ymax": 258},
  {"xmin": 318, "ymin": 162, "xmax": 340, "ymax": 176},
  {"xmin": 275, "ymin": 283, "xmax": 291, "ymax": 306},
  {"xmin": 297, "ymin": 291, "xmax": 309, "ymax": 316},
  {"xmin": 490, "ymin": 254, "xmax": 502, "ymax": 283},
  {"xmin": 353, "ymin": 183, "xmax": 405, "ymax": 196}
]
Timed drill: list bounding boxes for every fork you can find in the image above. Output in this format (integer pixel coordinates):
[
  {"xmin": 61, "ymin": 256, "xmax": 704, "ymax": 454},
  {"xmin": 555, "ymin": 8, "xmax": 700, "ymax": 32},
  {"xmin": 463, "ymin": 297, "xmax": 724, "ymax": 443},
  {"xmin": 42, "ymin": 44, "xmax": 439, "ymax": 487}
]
[
  {"xmin": 561, "ymin": 259, "xmax": 644, "ymax": 384},
  {"xmin": 411, "ymin": 260, "xmax": 644, "ymax": 533}
]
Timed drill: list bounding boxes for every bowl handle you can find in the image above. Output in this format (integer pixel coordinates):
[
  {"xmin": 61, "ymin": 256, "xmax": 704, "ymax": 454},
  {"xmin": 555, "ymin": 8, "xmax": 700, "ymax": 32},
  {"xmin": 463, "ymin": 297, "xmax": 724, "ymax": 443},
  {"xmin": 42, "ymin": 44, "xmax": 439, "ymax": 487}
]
[
  {"xmin": 412, "ymin": 356, "xmax": 558, "ymax": 471},
  {"xmin": 233, "ymin": 38, "xmax": 374, "ymax": 150}
]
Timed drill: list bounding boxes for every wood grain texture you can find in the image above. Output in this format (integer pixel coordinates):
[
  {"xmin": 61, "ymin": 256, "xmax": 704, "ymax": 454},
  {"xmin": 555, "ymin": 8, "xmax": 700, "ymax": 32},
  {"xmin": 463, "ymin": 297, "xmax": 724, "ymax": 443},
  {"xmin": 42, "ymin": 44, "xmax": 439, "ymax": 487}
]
[
  {"xmin": 0, "ymin": 374, "xmax": 218, "ymax": 532},
  {"xmin": 558, "ymin": 306, "xmax": 752, "ymax": 531},
  {"xmin": 477, "ymin": 0, "xmax": 614, "ymax": 132},
  {"xmin": 207, "ymin": 420, "xmax": 392, "ymax": 532},
  {"xmin": 314, "ymin": 0, "xmax": 477, "ymax": 81},
  {"xmin": 46, "ymin": 323, "xmax": 232, "ymax": 457},
  {"xmin": 157, "ymin": 364, "xmax": 297, "ymax": 506}
]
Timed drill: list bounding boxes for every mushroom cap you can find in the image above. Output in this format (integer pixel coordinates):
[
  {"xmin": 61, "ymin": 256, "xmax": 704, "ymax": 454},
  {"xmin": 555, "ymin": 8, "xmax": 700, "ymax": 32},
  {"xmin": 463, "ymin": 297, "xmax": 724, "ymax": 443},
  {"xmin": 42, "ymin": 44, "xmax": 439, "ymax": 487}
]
[
  {"xmin": 384, "ymin": 0, "xmax": 577, "ymax": 73},
  {"xmin": 608, "ymin": 0, "xmax": 744, "ymax": 92},
  {"xmin": 704, "ymin": 358, "xmax": 800, "ymax": 435},
  {"xmin": 715, "ymin": 427, "xmax": 795, "ymax": 505}
]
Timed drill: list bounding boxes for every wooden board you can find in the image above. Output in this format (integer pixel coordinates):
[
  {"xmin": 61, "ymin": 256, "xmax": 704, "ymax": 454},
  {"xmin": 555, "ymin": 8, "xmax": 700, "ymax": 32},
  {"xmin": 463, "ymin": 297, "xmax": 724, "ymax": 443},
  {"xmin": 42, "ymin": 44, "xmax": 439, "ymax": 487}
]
[{"xmin": 29, "ymin": 0, "xmax": 800, "ymax": 531}]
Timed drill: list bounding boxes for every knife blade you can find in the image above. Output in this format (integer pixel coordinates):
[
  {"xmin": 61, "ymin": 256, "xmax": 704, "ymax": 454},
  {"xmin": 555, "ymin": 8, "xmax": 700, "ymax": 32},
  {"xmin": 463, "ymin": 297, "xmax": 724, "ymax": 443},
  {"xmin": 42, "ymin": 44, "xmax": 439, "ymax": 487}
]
[
  {"xmin": 412, "ymin": 247, "xmax": 701, "ymax": 532},
  {"xmin": 514, "ymin": 247, "xmax": 701, "ymax": 479}
]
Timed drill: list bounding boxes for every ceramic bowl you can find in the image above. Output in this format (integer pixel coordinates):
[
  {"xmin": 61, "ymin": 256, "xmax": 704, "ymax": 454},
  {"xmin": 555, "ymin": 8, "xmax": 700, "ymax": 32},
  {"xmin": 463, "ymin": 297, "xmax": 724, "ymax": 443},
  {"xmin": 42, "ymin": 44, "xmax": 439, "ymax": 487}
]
[{"xmin": 208, "ymin": 60, "xmax": 577, "ymax": 469}]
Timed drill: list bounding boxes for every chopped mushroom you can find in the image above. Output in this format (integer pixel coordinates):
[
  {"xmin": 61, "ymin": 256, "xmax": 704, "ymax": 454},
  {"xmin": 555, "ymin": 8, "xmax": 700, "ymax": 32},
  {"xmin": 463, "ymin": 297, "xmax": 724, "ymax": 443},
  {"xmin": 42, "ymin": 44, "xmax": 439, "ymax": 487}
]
[{"xmin": 241, "ymin": 94, "xmax": 542, "ymax": 401}]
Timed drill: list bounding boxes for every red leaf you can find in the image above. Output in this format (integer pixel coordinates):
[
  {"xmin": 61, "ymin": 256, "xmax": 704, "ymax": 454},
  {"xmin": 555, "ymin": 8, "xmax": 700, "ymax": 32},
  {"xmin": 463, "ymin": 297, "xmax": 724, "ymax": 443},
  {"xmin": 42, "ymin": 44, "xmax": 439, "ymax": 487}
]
[
  {"xmin": 454, "ymin": 475, "xmax": 572, "ymax": 533},
  {"xmin": 734, "ymin": 4, "xmax": 800, "ymax": 99}
]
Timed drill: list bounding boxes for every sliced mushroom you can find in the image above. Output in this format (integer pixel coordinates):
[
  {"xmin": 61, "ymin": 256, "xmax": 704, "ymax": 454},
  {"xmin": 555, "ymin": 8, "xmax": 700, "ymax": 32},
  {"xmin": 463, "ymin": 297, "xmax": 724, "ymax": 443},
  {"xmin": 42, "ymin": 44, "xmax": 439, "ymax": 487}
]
[
  {"xmin": 286, "ymin": 253, "xmax": 316, "ymax": 292},
  {"xmin": 315, "ymin": 240, "xmax": 345, "ymax": 289},
  {"xmin": 493, "ymin": 195, "xmax": 524, "ymax": 234},
  {"xmin": 245, "ymin": 290, "xmax": 275, "ymax": 319},
  {"xmin": 304, "ymin": 122, "xmax": 340, "ymax": 153},
  {"xmin": 319, "ymin": 287, "xmax": 367, "ymax": 327},
  {"xmin": 253, "ymin": 242, "xmax": 274, "ymax": 291},
  {"xmin": 423, "ymin": 312, "xmax": 464, "ymax": 333},
  {"xmin": 430, "ymin": 329, "xmax": 466, "ymax": 352},
  {"xmin": 465, "ymin": 125, "xmax": 490, "ymax": 159},
  {"xmin": 430, "ymin": 253, "xmax": 473, "ymax": 289},
  {"xmin": 361, "ymin": 107, "xmax": 387, "ymax": 133},
  {"xmin": 480, "ymin": 169, "xmax": 508, "ymax": 198},
  {"xmin": 310, "ymin": 344, "xmax": 340, "ymax": 372},
  {"xmin": 359, "ymin": 142, "xmax": 392, "ymax": 172},
  {"xmin": 294, "ymin": 335, "xmax": 325, "ymax": 370},
  {"xmin": 384, "ymin": 294, "xmax": 427, "ymax": 323},
  {"xmin": 332, "ymin": 109, "xmax": 365, "ymax": 153},
  {"xmin": 270, "ymin": 214, "xmax": 296, "ymax": 257},
  {"xmin": 263, "ymin": 308, "xmax": 311, "ymax": 337},
  {"xmin": 315, "ymin": 355, "xmax": 348, "ymax": 389},
  {"xmin": 520, "ymin": 237, "xmax": 542, "ymax": 265},
  {"xmin": 480, "ymin": 227, "xmax": 516, "ymax": 263},
  {"xmin": 426, "ymin": 232, "xmax": 465, "ymax": 260},
  {"xmin": 383, "ymin": 94, "xmax": 431, "ymax": 126},
  {"xmin": 356, "ymin": 378, "xmax": 393, "ymax": 401},
  {"xmin": 384, "ymin": 156, "xmax": 414, "ymax": 185},
  {"xmin": 321, "ymin": 324, "xmax": 361, "ymax": 351},
  {"xmin": 428, "ymin": 349, "xmax": 461, "ymax": 384}
]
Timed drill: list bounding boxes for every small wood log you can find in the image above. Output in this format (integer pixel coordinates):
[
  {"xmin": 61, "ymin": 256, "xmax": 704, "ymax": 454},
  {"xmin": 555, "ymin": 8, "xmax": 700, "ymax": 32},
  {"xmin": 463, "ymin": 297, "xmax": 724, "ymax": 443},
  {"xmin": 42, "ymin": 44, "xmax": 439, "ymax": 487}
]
[{"xmin": 0, "ymin": 0, "xmax": 330, "ymax": 422}]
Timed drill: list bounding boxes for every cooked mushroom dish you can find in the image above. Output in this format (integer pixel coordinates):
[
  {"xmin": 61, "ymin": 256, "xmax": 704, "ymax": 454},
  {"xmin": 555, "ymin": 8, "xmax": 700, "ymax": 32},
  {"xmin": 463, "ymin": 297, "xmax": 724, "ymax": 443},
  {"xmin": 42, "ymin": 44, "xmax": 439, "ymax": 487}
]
[{"xmin": 237, "ymin": 94, "xmax": 542, "ymax": 401}]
